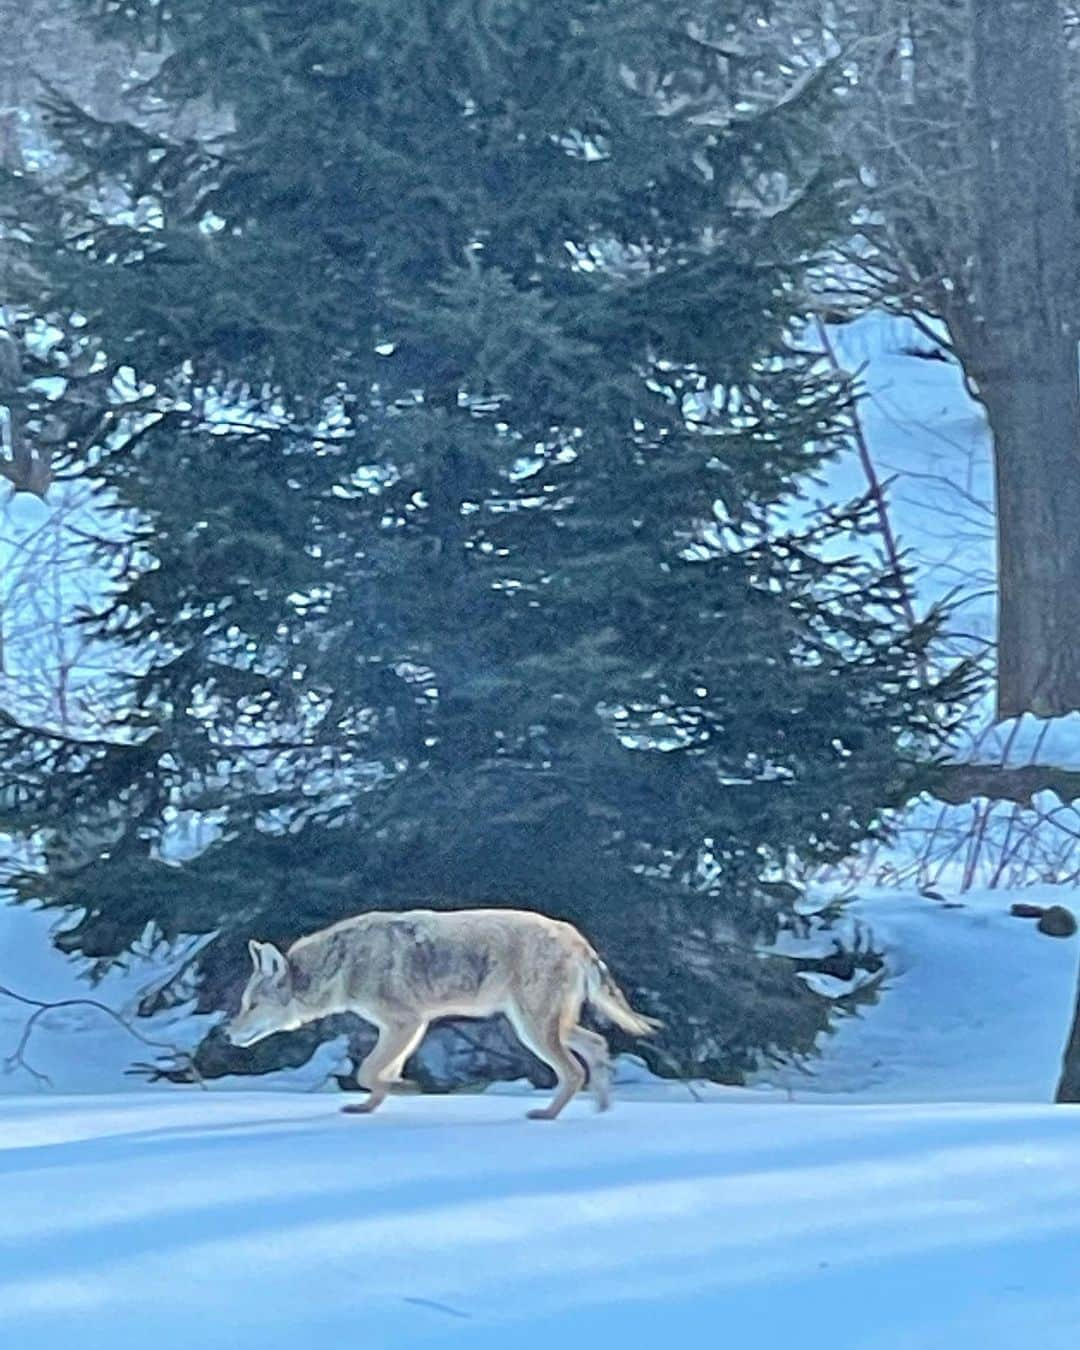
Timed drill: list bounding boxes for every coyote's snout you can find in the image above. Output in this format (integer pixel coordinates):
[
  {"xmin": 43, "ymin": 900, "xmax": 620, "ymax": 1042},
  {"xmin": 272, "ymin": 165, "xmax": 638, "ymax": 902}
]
[{"xmin": 225, "ymin": 908, "xmax": 660, "ymax": 1119}]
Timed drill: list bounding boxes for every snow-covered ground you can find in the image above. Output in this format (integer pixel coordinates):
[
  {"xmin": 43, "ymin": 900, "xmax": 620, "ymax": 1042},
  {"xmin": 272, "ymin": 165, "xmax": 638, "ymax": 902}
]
[
  {"xmin": 0, "ymin": 897, "xmax": 210, "ymax": 1094},
  {"xmin": 759, "ymin": 887, "xmax": 1079, "ymax": 1102},
  {"xmin": 7, "ymin": 798, "xmax": 1079, "ymax": 1348},
  {"xmin": 4, "ymin": 1091, "xmax": 1080, "ymax": 1349},
  {"xmin": 3, "ymin": 883, "xmax": 1079, "ymax": 1348}
]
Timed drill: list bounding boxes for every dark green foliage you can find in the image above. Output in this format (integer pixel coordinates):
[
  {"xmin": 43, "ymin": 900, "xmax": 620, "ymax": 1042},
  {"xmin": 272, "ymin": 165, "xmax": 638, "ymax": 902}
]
[{"xmin": 0, "ymin": 0, "xmax": 974, "ymax": 1079}]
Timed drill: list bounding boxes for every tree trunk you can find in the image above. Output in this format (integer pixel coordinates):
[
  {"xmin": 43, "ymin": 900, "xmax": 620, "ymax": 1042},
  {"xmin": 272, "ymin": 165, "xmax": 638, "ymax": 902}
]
[
  {"xmin": 1056, "ymin": 971, "xmax": 1080, "ymax": 1101},
  {"xmin": 971, "ymin": 0, "xmax": 1080, "ymax": 718}
]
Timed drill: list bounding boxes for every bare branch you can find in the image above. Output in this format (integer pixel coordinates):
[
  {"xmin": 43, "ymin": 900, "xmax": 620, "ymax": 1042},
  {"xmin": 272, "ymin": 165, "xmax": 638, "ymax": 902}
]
[{"xmin": 0, "ymin": 981, "xmax": 206, "ymax": 1087}]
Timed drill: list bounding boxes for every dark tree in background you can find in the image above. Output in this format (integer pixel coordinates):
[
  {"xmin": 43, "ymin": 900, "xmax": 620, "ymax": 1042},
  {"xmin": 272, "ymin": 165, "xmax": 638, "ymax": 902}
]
[
  {"xmin": 971, "ymin": 0, "xmax": 1080, "ymax": 719},
  {"xmin": 796, "ymin": 0, "xmax": 1080, "ymax": 720},
  {"xmin": 0, "ymin": 0, "xmax": 970, "ymax": 1082}
]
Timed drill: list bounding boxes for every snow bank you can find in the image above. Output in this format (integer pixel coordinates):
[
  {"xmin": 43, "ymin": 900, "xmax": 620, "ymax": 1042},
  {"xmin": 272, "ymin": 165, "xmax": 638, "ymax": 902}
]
[
  {"xmin": 0, "ymin": 899, "xmax": 207, "ymax": 1093},
  {"xmin": 0, "ymin": 898, "xmax": 362, "ymax": 1095},
  {"xmin": 757, "ymin": 887, "xmax": 1079, "ymax": 1102}
]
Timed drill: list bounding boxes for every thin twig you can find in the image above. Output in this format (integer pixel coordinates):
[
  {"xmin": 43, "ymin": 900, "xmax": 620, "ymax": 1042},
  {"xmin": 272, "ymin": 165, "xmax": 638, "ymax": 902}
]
[
  {"xmin": 0, "ymin": 983, "xmax": 206, "ymax": 1088},
  {"xmin": 812, "ymin": 314, "xmax": 927, "ymax": 685}
]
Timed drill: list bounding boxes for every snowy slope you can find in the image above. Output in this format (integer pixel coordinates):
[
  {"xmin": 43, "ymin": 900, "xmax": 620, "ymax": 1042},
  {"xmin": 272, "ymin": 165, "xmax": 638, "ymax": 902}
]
[
  {"xmin": 822, "ymin": 313, "xmax": 1080, "ymax": 782},
  {"xmin": 4, "ymin": 1091, "xmax": 1080, "ymax": 1349},
  {"xmin": 757, "ymin": 887, "xmax": 1079, "ymax": 1102},
  {"xmin": 822, "ymin": 312, "xmax": 994, "ymax": 645},
  {"xmin": 0, "ymin": 898, "xmax": 212, "ymax": 1093},
  {"xmin": 0, "ymin": 898, "xmax": 361, "ymax": 1095}
]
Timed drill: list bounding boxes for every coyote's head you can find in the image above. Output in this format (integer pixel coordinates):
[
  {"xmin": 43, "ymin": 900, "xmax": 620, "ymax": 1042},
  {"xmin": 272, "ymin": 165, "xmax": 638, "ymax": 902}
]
[{"xmin": 224, "ymin": 940, "xmax": 301, "ymax": 1047}]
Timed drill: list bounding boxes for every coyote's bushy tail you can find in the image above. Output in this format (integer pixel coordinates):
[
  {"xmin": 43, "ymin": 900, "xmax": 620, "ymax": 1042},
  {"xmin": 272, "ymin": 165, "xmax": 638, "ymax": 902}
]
[{"xmin": 585, "ymin": 957, "xmax": 662, "ymax": 1037}]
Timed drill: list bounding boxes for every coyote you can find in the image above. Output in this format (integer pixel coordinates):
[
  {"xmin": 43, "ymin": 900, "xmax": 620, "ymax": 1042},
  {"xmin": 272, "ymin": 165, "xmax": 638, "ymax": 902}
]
[{"xmin": 224, "ymin": 908, "xmax": 660, "ymax": 1119}]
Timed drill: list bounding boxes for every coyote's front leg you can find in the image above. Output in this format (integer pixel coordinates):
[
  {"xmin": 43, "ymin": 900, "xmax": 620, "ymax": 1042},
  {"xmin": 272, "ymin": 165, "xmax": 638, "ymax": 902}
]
[{"xmin": 341, "ymin": 1019, "xmax": 427, "ymax": 1115}]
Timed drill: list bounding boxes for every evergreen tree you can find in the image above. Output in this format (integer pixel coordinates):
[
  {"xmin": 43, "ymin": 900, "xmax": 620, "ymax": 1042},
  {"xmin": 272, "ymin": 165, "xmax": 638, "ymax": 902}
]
[{"xmin": 0, "ymin": 0, "xmax": 971, "ymax": 1080}]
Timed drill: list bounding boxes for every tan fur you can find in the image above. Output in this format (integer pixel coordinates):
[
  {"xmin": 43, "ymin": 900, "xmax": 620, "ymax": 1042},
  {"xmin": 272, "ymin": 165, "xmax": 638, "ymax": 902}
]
[{"xmin": 225, "ymin": 908, "xmax": 660, "ymax": 1119}]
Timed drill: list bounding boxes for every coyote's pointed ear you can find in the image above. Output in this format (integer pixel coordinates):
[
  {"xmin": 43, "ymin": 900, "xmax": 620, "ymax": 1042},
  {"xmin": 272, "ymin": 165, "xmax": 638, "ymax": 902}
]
[{"xmin": 248, "ymin": 939, "xmax": 288, "ymax": 980}]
